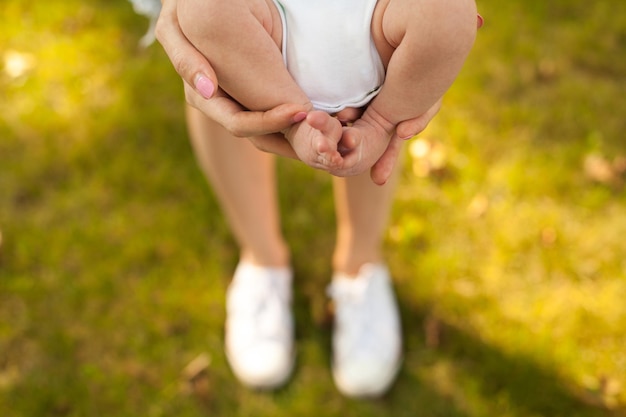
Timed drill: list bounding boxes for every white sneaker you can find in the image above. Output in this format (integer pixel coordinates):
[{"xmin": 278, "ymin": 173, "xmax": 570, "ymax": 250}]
[
  {"xmin": 327, "ymin": 263, "xmax": 402, "ymax": 397},
  {"xmin": 225, "ymin": 261, "xmax": 295, "ymax": 389}
]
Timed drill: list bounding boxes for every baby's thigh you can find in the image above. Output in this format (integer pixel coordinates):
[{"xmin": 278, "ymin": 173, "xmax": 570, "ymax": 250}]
[
  {"xmin": 370, "ymin": 0, "xmax": 394, "ymax": 68},
  {"xmin": 251, "ymin": 0, "xmax": 284, "ymax": 50},
  {"xmin": 194, "ymin": 0, "xmax": 283, "ymax": 48}
]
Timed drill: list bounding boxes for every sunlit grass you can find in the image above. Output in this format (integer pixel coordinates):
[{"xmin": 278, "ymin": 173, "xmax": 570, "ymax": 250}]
[{"xmin": 1, "ymin": 0, "xmax": 625, "ymax": 416}]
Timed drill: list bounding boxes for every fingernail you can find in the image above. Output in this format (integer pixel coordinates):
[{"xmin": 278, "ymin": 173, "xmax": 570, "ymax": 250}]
[
  {"xmin": 194, "ymin": 74, "xmax": 215, "ymax": 99},
  {"xmin": 293, "ymin": 112, "xmax": 307, "ymax": 123},
  {"xmin": 400, "ymin": 133, "xmax": 416, "ymax": 140}
]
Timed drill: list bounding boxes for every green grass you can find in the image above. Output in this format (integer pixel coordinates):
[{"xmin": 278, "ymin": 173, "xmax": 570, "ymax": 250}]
[{"xmin": 1, "ymin": 0, "xmax": 625, "ymax": 416}]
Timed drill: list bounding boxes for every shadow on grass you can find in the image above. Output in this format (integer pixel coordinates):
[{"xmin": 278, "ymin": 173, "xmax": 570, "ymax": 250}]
[{"xmin": 393, "ymin": 301, "xmax": 624, "ymax": 417}]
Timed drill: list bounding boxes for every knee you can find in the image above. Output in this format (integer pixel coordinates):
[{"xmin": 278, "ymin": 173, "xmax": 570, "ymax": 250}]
[
  {"xmin": 176, "ymin": 0, "xmax": 221, "ymax": 43},
  {"xmin": 177, "ymin": 0, "xmax": 279, "ymax": 48},
  {"xmin": 392, "ymin": 0, "xmax": 478, "ymax": 51},
  {"xmin": 430, "ymin": 0, "xmax": 478, "ymax": 52}
]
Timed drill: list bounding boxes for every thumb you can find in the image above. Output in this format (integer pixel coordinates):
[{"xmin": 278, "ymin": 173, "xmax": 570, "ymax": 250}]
[
  {"xmin": 155, "ymin": 0, "xmax": 218, "ymax": 99},
  {"xmin": 370, "ymin": 136, "xmax": 404, "ymax": 185},
  {"xmin": 192, "ymin": 71, "xmax": 217, "ymax": 100}
]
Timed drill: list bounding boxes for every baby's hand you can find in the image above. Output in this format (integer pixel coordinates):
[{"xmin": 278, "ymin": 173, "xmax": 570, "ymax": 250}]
[{"xmin": 284, "ymin": 111, "xmax": 344, "ymax": 171}]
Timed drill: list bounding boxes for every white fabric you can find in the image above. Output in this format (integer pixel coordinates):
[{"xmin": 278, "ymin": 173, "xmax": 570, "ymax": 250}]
[
  {"xmin": 273, "ymin": 0, "xmax": 385, "ymax": 113},
  {"xmin": 128, "ymin": 0, "xmax": 161, "ymax": 18},
  {"xmin": 128, "ymin": 0, "xmax": 161, "ymax": 47},
  {"xmin": 225, "ymin": 262, "xmax": 295, "ymax": 388},
  {"xmin": 327, "ymin": 263, "xmax": 402, "ymax": 397}
]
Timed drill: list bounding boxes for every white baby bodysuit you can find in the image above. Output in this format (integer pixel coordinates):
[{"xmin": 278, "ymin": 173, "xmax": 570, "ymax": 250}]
[{"xmin": 272, "ymin": 0, "xmax": 385, "ymax": 113}]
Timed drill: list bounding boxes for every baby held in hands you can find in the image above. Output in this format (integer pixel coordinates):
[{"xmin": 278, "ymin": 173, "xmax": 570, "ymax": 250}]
[{"xmin": 178, "ymin": 0, "xmax": 480, "ymax": 181}]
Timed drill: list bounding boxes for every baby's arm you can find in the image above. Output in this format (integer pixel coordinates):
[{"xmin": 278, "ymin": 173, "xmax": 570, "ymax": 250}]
[{"xmin": 176, "ymin": 0, "xmax": 342, "ymax": 170}]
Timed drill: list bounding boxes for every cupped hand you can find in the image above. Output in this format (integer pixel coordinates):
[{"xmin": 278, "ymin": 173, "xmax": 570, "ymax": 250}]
[
  {"xmin": 369, "ymin": 98, "xmax": 442, "ymax": 185},
  {"xmin": 156, "ymin": 0, "xmax": 219, "ymax": 99},
  {"xmin": 184, "ymin": 83, "xmax": 308, "ymax": 159},
  {"xmin": 156, "ymin": 0, "xmax": 307, "ymax": 157},
  {"xmin": 329, "ymin": 99, "xmax": 442, "ymax": 185},
  {"xmin": 183, "ymin": 83, "xmax": 306, "ymax": 138}
]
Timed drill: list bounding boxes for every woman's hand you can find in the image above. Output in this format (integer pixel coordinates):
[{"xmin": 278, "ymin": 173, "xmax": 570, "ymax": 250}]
[
  {"xmin": 156, "ymin": 0, "xmax": 307, "ymax": 150},
  {"xmin": 332, "ymin": 100, "xmax": 442, "ymax": 185},
  {"xmin": 155, "ymin": 0, "xmax": 218, "ymax": 99},
  {"xmin": 370, "ymin": 99, "xmax": 442, "ymax": 185},
  {"xmin": 184, "ymin": 83, "xmax": 302, "ymax": 160},
  {"xmin": 155, "ymin": 0, "xmax": 443, "ymax": 176},
  {"xmin": 183, "ymin": 82, "xmax": 307, "ymax": 140}
]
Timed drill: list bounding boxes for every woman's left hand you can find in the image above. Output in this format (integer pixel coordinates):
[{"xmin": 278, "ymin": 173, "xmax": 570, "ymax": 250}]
[
  {"xmin": 333, "ymin": 99, "xmax": 442, "ymax": 185},
  {"xmin": 370, "ymin": 99, "xmax": 442, "ymax": 185}
]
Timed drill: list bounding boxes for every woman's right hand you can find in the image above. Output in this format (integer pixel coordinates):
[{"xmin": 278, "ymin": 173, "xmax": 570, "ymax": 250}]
[
  {"xmin": 155, "ymin": 0, "xmax": 308, "ymax": 143},
  {"xmin": 184, "ymin": 83, "xmax": 304, "ymax": 160},
  {"xmin": 155, "ymin": 0, "xmax": 218, "ymax": 100}
]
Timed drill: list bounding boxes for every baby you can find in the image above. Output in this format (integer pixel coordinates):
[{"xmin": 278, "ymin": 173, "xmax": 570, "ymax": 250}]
[{"xmin": 177, "ymin": 0, "xmax": 480, "ymax": 183}]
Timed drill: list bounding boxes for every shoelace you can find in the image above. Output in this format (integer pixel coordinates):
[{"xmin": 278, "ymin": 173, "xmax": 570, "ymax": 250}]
[
  {"xmin": 327, "ymin": 276, "xmax": 385, "ymax": 356},
  {"xmin": 230, "ymin": 275, "xmax": 291, "ymax": 341}
]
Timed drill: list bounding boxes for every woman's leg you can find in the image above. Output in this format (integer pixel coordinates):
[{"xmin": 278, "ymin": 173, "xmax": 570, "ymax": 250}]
[
  {"xmin": 178, "ymin": 0, "xmax": 345, "ymax": 171},
  {"xmin": 187, "ymin": 105, "xmax": 295, "ymax": 389},
  {"xmin": 328, "ymin": 165, "xmax": 403, "ymax": 398},
  {"xmin": 332, "ymin": 168, "xmax": 399, "ymax": 275},
  {"xmin": 186, "ymin": 104, "xmax": 289, "ymax": 267}
]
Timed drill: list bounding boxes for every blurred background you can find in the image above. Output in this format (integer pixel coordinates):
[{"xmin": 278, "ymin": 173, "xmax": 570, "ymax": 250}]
[{"xmin": 1, "ymin": 0, "xmax": 625, "ymax": 416}]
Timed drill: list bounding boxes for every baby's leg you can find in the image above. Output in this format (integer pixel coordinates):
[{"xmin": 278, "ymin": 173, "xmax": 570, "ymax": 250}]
[
  {"xmin": 335, "ymin": 0, "xmax": 478, "ymax": 179},
  {"xmin": 332, "ymin": 106, "xmax": 397, "ymax": 180},
  {"xmin": 284, "ymin": 111, "xmax": 344, "ymax": 170},
  {"xmin": 370, "ymin": 0, "xmax": 477, "ymax": 122},
  {"xmin": 178, "ymin": 0, "xmax": 304, "ymax": 110},
  {"xmin": 177, "ymin": 0, "xmax": 341, "ymax": 169}
]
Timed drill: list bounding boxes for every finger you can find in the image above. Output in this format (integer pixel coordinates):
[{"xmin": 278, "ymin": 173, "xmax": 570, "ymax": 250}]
[
  {"xmin": 155, "ymin": 0, "xmax": 218, "ymax": 99},
  {"xmin": 395, "ymin": 98, "xmax": 442, "ymax": 140},
  {"xmin": 184, "ymin": 82, "xmax": 242, "ymax": 117},
  {"xmin": 185, "ymin": 83, "xmax": 308, "ymax": 137},
  {"xmin": 248, "ymin": 134, "xmax": 298, "ymax": 159},
  {"xmin": 370, "ymin": 136, "xmax": 404, "ymax": 185},
  {"xmin": 230, "ymin": 103, "xmax": 309, "ymax": 137}
]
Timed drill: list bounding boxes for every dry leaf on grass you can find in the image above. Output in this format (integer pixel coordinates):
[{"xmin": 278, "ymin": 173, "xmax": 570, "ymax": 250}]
[
  {"xmin": 599, "ymin": 375, "xmax": 623, "ymax": 409},
  {"xmin": 580, "ymin": 374, "xmax": 624, "ymax": 410},
  {"xmin": 0, "ymin": 366, "xmax": 20, "ymax": 390},
  {"xmin": 181, "ymin": 353, "xmax": 212, "ymax": 404},
  {"xmin": 583, "ymin": 153, "xmax": 626, "ymax": 186},
  {"xmin": 540, "ymin": 227, "xmax": 558, "ymax": 247},
  {"xmin": 424, "ymin": 314, "xmax": 442, "ymax": 349}
]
